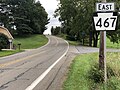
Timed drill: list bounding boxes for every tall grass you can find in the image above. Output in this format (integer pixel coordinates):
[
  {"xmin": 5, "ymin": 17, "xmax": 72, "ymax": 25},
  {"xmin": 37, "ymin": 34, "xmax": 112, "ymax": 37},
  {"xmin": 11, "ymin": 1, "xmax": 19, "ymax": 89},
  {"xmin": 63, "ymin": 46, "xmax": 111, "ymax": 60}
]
[{"xmin": 63, "ymin": 52, "xmax": 120, "ymax": 90}]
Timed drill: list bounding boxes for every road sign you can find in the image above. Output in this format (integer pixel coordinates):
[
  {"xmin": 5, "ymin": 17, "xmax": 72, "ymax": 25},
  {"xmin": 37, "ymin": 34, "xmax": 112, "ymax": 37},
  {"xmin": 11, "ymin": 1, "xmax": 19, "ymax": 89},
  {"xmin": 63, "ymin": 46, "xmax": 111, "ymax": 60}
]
[
  {"xmin": 93, "ymin": 12, "xmax": 117, "ymax": 31},
  {"xmin": 96, "ymin": 3, "xmax": 115, "ymax": 12}
]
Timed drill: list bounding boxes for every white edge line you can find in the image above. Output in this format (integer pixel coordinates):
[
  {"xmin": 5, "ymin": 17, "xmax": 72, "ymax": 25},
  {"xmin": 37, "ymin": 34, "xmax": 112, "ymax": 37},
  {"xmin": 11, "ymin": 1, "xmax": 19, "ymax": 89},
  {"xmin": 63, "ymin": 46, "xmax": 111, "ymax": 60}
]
[{"xmin": 25, "ymin": 39, "xmax": 69, "ymax": 90}]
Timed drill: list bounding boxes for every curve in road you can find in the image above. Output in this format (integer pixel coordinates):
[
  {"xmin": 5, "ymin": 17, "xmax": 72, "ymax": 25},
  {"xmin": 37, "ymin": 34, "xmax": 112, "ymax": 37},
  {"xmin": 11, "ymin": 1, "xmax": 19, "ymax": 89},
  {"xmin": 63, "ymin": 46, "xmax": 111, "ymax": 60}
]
[{"xmin": 0, "ymin": 36, "xmax": 69, "ymax": 90}]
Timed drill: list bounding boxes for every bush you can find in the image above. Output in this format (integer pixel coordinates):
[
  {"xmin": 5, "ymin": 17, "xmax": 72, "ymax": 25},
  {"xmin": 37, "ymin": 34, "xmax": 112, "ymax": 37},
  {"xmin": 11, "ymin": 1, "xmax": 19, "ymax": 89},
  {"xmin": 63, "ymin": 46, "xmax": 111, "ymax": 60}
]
[
  {"xmin": 0, "ymin": 33, "xmax": 9, "ymax": 50},
  {"xmin": 88, "ymin": 64, "xmax": 104, "ymax": 83},
  {"xmin": 66, "ymin": 35, "xmax": 76, "ymax": 41},
  {"xmin": 88, "ymin": 63, "xmax": 116, "ymax": 83}
]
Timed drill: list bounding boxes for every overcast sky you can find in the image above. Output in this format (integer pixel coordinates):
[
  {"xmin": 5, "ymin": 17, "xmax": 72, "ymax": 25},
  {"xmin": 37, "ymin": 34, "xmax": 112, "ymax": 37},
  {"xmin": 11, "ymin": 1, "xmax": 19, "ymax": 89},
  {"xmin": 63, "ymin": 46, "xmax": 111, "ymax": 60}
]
[{"xmin": 37, "ymin": 0, "xmax": 60, "ymax": 34}]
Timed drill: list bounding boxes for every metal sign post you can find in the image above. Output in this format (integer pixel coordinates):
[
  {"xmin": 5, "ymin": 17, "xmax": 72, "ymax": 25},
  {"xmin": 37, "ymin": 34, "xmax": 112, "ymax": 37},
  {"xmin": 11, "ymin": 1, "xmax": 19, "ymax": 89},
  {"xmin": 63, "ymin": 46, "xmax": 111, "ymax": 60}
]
[{"xmin": 9, "ymin": 39, "xmax": 13, "ymax": 50}]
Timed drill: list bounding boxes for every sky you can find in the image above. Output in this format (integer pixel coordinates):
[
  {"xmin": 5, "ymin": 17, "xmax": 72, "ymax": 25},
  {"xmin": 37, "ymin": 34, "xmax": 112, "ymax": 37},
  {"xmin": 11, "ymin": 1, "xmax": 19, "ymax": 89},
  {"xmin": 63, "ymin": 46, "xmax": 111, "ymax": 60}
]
[{"xmin": 37, "ymin": 0, "xmax": 60, "ymax": 35}]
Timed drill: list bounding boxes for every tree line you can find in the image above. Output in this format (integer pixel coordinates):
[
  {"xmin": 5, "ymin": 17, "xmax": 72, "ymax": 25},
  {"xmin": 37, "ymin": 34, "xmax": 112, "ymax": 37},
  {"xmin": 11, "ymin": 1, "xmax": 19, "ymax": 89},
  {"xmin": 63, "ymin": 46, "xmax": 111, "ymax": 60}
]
[
  {"xmin": 55, "ymin": 0, "xmax": 120, "ymax": 47},
  {"xmin": 0, "ymin": 0, "xmax": 49, "ymax": 37}
]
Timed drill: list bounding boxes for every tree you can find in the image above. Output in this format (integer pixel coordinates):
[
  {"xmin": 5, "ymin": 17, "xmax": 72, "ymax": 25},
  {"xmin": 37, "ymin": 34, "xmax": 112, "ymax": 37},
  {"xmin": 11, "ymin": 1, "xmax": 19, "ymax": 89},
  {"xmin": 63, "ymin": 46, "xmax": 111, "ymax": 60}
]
[
  {"xmin": 0, "ymin": 33, "xmax": 9, "ymax": 50},
  {"xmin": 55, "ymin": 0, "xmax": 120, "ymax": 47},
  {"xmin": 55, "ymin": 0, "xmax": 77, "ymax": 35},
  {"xmin": 0, "ymin": 1, "xmax": 12, "ymax": 28},
  {"xmin": 29, "ymin": 1, "xmax": 49, "ymax": 34},
  {"xmin": 0, "ymin": 0, "xmax": 49, "ymax": 36},
  {"xmin": 51, "ymin": 26, "xmax": 61, "ymax": 35},
  {"xmin": 51, "ymin": 26, "xmax": 54, "ymax": 35}
]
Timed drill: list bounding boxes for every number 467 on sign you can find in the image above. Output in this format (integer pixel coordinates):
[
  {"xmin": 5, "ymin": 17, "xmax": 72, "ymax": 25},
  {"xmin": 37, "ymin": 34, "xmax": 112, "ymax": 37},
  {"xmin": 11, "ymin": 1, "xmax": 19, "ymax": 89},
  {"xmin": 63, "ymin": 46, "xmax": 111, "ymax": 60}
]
[{"xmin": 93, "ymin": 12, "xmax": 118, "ymax": 31}]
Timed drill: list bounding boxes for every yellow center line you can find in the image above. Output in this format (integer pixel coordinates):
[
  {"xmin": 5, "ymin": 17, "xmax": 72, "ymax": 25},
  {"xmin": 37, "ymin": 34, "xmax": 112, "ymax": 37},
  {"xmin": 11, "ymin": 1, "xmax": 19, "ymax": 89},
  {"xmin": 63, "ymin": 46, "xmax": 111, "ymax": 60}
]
[{"xmin": 0, "ymin": 51, "xmax": 46, "ymax": 68}]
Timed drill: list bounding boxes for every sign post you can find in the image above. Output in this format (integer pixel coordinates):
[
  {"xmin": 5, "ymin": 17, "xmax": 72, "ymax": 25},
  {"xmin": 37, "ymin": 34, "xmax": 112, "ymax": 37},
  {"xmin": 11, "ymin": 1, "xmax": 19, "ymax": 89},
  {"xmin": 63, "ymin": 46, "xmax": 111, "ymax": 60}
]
[{"xmin": 93, "ymin": 1, "xmax": 117, "ymax": 83}]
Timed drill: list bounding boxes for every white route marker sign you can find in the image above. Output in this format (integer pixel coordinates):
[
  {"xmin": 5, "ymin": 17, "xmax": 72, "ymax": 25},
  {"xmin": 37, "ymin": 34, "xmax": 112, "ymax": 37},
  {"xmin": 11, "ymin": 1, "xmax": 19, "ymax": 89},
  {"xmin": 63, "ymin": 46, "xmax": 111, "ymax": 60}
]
[
  {"xmin": 93, "ymin": 12, "xmax": 117, "ymax": 31},
  {"xmin": 96, "ymin": 3, "xmax": 115, "ymax": 12}
]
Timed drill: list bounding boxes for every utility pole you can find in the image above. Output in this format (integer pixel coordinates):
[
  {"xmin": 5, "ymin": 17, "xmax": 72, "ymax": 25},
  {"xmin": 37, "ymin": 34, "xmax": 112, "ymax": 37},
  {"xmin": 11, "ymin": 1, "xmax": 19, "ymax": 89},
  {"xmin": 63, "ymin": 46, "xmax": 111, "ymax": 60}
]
[{"xmin": 99, "ymin": 0, "xmax": 107, "ymax": 83}]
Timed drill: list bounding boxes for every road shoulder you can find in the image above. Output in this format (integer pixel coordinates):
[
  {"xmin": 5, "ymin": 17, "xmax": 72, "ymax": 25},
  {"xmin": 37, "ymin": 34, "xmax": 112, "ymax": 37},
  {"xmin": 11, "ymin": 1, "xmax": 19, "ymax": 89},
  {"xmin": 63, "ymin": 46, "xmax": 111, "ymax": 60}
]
[{"xmin": 46, "ymin": 45, "xmax": 79, "ymax": 90}]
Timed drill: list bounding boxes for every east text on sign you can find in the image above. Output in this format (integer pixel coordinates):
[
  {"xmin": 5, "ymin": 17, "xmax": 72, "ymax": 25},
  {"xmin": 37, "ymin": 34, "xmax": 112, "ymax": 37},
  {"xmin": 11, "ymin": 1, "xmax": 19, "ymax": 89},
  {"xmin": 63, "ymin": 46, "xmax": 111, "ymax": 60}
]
[{"xmin": 96, "ymin": 3, "xmax": 115, "ymax": 12}]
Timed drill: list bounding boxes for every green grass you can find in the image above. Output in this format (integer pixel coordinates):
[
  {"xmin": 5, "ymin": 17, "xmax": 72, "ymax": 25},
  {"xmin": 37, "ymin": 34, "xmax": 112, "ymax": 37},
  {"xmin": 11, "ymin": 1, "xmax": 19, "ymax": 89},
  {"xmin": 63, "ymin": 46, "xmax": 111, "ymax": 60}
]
[
  {"xmin": 69, "ymin": 37, "xmax": 120, "ymax": 48},
  {"xmin": 67, "ymin": 40, "xmax": 80, "ymax": 46},
  {"xmin": 58, "ymin": 34, "xmax": 120, "ymax": 48},
  {"xmin": 57, "ymin": 34, "xmax": 81, "ymax": 46},
  {"xmin": 67, "ymin": 37, "xmax": 120, "ymax": 48},
  {"xmin": 106, "ymin": 38, "xmax": 120, "ymax": 49},
  {"xmin": 63, "ymin": 53, "xmax": 97, "ymax": 90},
  {"xmin": 98, "ymin": 37, "xmax": 120, "ymax": 49},
  {"xmin": 13, "ymin": 35, "xmax": 48, "ymax": 49},
  {"xmin": 0, "ymin": 35, "xmax": 48, "ymax": 57},
  {"xmin": 0, "ymin": 50, "xmax": 23, "ymax": 57},
  {"xmin": 63, "ymin": 52, "xmax": 120, "ymax": 90},
  {"xmin": 57, "ymin": 34, "xmax": 67, "ymax": 40}
]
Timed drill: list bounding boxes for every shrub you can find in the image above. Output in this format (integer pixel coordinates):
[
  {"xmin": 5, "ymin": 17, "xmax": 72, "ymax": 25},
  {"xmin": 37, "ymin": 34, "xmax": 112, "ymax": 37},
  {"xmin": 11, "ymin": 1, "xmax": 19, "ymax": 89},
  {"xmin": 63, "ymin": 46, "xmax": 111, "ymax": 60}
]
[
  {"xmin": 88, "ymin": 63, "xmax": 116, "ymax": 83},
  {"xmin": 88, "ymin": 63, "xmax": 104, "ymax": 83},
  {"xmin": 0, "ymin": 33, "xmax": 9, "ymax": 50},
  {"xmin": 66, "ymin": 35, "xmax": 76, "ymax": 41}
]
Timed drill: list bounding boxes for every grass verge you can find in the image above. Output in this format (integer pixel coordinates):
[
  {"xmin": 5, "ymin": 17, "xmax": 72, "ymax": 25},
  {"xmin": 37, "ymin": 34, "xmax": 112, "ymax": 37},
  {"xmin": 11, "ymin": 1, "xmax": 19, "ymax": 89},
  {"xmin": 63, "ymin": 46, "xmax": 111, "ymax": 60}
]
[
  {"xmin": 57, "ymin": 34, "xmax": 120, "ymax": 48},
  {"xmin": 106, "ymin": 38, "xmax": 120, "ymax": 49},
  {"xmin": 67, "ymin": 40, "xmax": 80, "ymax": 46},
  {"xmin": 63, "ymin": 52, "xmax": 120, "ymax": 90},
  {"xmin": 0, "ymin": 50, "xmax": 23, "ymax": 57},
  {"xmin": 57, "ymin": 34, "xmax": 81, "ymax": 46},
  {"xmin": 13, "ymin": 35, "xmax": 48, "ymax": 49},
  {"xmin": 0, "ymin": 35, "xmax": 48, "ymax": 57}
]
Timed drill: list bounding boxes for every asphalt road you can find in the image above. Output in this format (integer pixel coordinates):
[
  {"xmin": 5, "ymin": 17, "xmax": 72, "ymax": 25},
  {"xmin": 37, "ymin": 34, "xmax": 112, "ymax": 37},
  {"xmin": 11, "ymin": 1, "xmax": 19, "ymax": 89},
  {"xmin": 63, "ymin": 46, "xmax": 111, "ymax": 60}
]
[
  {"xmin": 76, "ymin": 46, "xmax": 120, "ymax": 53},
  {"xmin": 0, "ymin": 36, "xmax": 70, "ymax": 90},
  {"xmin": 1, "ymin": 36, "xmax": 119, "ymax": 90}
]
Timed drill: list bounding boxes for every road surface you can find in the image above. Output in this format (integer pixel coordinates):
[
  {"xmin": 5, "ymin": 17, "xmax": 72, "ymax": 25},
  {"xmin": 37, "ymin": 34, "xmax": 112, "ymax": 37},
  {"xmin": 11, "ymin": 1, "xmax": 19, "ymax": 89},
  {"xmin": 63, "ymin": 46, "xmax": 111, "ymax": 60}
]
[
  {"xmin": 76, "ymin": 46, "xmax": 120, "ymax": 53},
  {"xmin": 1, "ymin": 36, "xmax": 119, "ymax": 90},
  {"xmin": 0, "ymin": 36, "xmax": 72, "ymax": 90}
]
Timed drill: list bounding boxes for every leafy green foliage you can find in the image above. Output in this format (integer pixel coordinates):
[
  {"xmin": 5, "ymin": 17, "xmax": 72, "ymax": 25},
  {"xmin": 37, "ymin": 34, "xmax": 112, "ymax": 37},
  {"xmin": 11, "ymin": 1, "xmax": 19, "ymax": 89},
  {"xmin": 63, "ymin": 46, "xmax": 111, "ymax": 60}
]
[
  {"xmin": 51, "ymin": 26, "xmax": 61, "ymax": 35},
  {"xmin": 0, "ymin": 0, "xmax": 49, "ymax": 36},
  {"xmin": 88, "ymin": 63, "xmax": 116, "ymax": 83},
  {"xmin": 55, "ymin": 0, "xmax": 120, "ymax": 47},
  {"xmin": 0, "ymin": 33, "xmax": 9, "ymax": 50},
  {"xmin": 51, "ymin": 26, "xmax": 54, "ymax": 35}
]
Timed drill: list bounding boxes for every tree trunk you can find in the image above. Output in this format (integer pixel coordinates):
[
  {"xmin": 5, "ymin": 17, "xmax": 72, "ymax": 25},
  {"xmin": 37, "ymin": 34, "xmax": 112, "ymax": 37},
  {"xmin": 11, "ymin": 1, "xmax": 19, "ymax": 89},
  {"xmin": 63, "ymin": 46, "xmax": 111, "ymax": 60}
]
[
  {"xmin": 93, "ymin": 32, "xmax": 99, "ymax": 47},
  {"xmin": 93, "ymin": 38, "xmax": 98, "ymax": 47},
  {"xmin": 83, "ymin": 38, "xmax": 85, "ymax": 45},
  {"xmin": 76, "ymin": 32, "xmax": 80, "ymax": 41},
  {"xmin": 89, "ymin": 31, "xmax": 92, "ymax": 46}
]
